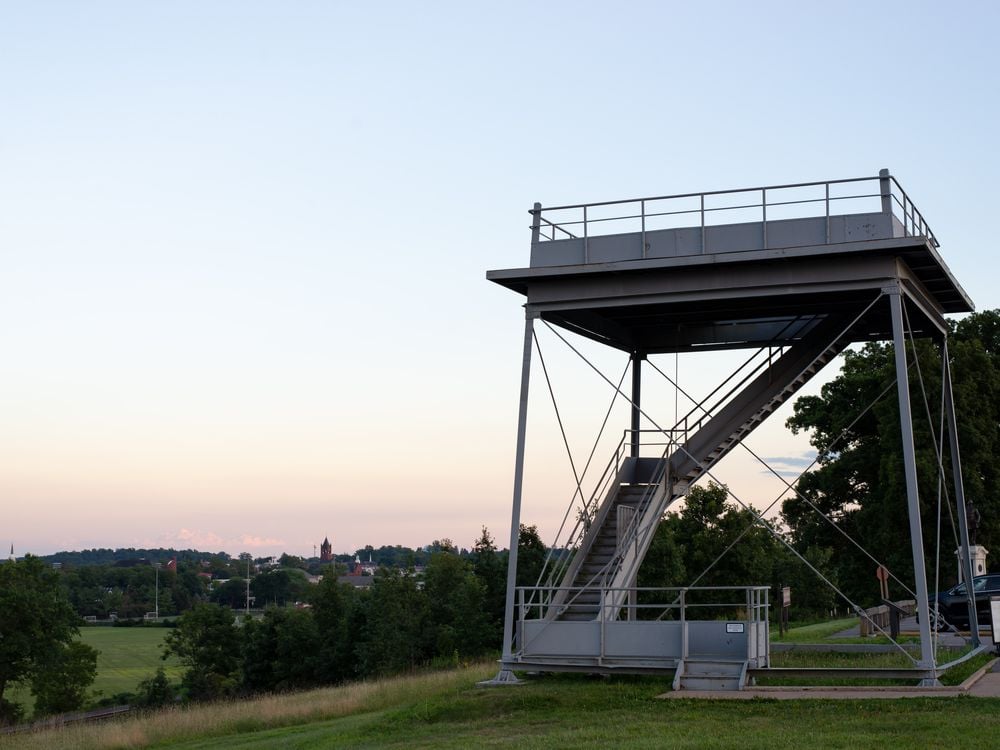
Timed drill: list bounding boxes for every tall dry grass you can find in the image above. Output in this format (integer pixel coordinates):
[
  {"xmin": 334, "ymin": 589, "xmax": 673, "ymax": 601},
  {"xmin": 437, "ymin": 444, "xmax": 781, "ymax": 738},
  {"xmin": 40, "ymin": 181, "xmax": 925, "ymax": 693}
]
[{"xmin": 0, "ymin": 662, "xmax": 496, "ymax": 750}]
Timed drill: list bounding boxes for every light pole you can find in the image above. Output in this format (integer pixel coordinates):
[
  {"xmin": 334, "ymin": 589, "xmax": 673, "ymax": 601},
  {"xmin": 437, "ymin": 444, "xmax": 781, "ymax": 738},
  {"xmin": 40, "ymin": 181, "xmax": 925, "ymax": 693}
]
[
  {"xmin": 154, "ymin": 562, "xmax": 160, "ymax": 620},
  {"xmin": 245, "ymin": 555, "xmax": 251, "ymax": 616}
]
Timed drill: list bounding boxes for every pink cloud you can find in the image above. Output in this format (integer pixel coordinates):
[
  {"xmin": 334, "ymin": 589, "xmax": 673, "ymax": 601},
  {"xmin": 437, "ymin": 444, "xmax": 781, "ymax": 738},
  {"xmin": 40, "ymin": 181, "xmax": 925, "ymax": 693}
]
[{"xmin": 133, "ymin": 529, "xmax": 286, "ymax": 553}]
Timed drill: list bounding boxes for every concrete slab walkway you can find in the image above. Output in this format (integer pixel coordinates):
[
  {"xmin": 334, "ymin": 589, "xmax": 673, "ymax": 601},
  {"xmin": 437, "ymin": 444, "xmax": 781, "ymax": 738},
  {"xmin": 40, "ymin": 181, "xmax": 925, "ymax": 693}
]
[{"xmin": 659, "ymin": 658, "xmax": 1000, "ymax": 700}]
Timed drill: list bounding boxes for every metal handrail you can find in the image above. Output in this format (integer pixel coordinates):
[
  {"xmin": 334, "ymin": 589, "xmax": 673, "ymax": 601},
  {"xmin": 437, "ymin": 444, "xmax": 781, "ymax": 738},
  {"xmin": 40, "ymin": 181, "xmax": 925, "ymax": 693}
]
[
  {"xmin": 517, "ymin": 584, "xmax": 771, "ymax": 623},
  {"xmin": 530, "ymin": 172, "xmax": 937, "ymax": 248}
]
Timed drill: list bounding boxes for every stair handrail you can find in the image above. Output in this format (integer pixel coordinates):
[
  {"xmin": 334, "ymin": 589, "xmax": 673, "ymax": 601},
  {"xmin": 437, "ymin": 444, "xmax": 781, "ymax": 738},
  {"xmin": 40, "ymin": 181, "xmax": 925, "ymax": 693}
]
[
  {"xmin": 525, "ymin": 432, "xmax": 628, "ymax": 611},
  {"xmin": 605, "ymin": 317, "xmax": 854, "ymax": 619}
]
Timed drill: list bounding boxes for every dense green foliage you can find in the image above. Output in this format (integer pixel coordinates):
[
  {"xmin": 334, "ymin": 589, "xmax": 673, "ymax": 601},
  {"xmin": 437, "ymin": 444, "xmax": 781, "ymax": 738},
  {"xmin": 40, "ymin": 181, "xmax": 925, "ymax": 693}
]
[
  {"xmin": 782, "ymin": 309, "xmax": 1000, "ymax": 605},
  {"xmin": 0, "ymin": 556, "xmax": 98, "ymax": 723},
  {"xmin": 61, "ymin": 561, "xmax": 208, "ymax": 619},
  {"xmin": 160, "ymin": 544, "xmax": 510, "ymax": 703},
  {"xmin": 638, "ymin": 483, "xmax": 836, "ymax": 620},
  {"xmin": 163, "ymin": 604, "xmax": 242, "ymax": 701}
]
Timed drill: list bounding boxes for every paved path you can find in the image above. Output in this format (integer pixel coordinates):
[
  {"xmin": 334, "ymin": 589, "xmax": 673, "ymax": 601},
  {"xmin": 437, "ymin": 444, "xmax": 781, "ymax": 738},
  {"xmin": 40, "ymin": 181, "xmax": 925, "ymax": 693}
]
[
  {"xmin": 831, "ymin": 614, "xmax": 989, "ymax": 649},
  {"xmin": 659, "ymin": 658, "xmax": 1000, "ymax": 700}
]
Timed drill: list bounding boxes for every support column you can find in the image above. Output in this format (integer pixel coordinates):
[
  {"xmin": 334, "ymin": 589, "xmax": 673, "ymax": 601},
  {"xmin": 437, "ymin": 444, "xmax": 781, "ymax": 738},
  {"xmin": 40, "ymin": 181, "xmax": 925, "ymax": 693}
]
[
  {"xmin": 483, "ymin": 309, "xmax": 536, "ymax": 685},
  {"xmin": 942, "ymin": 338, "xmax": 981, "ymax": 645},
  {"xmin": 630, "ymin": 351, "xmax": 643, "ymax": 458},
  {"xmin": 889, "ymin": 290, "xmax": 937, "ymax": 677}
]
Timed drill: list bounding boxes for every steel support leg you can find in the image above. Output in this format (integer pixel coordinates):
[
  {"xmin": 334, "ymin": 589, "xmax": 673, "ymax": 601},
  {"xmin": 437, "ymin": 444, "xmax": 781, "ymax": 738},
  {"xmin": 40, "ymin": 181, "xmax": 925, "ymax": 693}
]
[
  {"xmin": 889, "ymin": 291, "xmax": 938, "ymax": 678},
  {"xmin": 630, "ymin": 352, "xmax": 643, "ymax": 458},
  {"xmin": 482, "ymin": 310, "xmax": 536, "ymax": 686},
  {"xmin": 942, "ymin": 339, "xmax": 981, "ymax": 645}
]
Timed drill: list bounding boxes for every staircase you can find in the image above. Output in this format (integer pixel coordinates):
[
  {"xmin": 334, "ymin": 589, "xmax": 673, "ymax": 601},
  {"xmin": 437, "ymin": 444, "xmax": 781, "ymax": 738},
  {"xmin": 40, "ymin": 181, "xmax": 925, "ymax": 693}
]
[
  {"xmin": 673, "ymin": 659, "xmax": 749, "ymax": 691},
  {"xmin": 554, "ymin": 315, "xmax": 852, "ymax": 622},
  {"xmin": 557, "ymin": 485, "xmax": 651, "ymax": 621}
]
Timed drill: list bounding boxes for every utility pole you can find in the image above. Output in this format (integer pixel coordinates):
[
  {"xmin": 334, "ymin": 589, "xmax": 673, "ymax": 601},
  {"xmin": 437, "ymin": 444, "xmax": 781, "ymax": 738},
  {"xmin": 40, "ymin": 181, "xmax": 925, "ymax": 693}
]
[
  {"xmin": 245, "ymin": 555, "xmax": 251, "ymax": 616},
  {"xmin": 154, "ymin": 563, "xmax": 160, "ymax": 620}
]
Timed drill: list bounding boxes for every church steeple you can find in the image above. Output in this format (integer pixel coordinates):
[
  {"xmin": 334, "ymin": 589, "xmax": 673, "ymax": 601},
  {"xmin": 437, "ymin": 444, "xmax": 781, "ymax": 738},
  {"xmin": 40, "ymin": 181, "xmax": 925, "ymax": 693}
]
[{"xmin": 320, "ymin": 536, "xmax": 333, "ymax": 562}]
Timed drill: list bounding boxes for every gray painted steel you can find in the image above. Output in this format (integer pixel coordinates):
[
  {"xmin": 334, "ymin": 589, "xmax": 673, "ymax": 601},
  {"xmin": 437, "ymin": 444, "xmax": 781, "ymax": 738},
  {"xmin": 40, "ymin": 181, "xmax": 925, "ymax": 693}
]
[
  {"xmin": 889, "ymin": 290, "xmax": 936, "ymax": 677},
  {"xmin": 496, "ymin": 313, "xmax": 535, "ymax": 681},
  {"xmin": 486, "ymin": 171, "xmax": 976, "ymax": 689},
  {"xmin": 944, "ymin": 340, "xmax": 982, "ymax": 643}
]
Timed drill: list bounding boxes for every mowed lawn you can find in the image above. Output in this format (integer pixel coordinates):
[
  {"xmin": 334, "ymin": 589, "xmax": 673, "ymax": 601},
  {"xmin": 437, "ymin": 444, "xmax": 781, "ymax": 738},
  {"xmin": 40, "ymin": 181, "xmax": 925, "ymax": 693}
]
[
  {"xmin": 7, "ymin": 626, "xmax": 183, "ymax": 714},
  {"xmin": 81, "ymin": 626, "xmax": 184, "ymax": 699},
  {"xmin": 6, "ymin": 664, "xmax": 1000, "ymax": 750}
]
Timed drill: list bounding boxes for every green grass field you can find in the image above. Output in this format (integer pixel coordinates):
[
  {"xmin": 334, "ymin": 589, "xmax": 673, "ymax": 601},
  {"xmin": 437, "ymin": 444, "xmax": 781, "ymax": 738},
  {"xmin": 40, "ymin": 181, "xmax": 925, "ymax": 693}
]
[
  {"xmin": 5, "ymin": 663, "xmax": 1000, "ymax": 750},
  {"xmin": 81, "ymin": 627, "xmax": 184, "ymax": 700},
  {"xmin": 7, "ymin": 626, "xmax": 183, "ymax": 716}
]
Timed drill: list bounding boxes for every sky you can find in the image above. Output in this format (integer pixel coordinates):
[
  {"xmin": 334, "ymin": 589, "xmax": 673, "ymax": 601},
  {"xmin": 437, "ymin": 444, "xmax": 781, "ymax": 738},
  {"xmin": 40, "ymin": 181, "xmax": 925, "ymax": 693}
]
[{"xmin": 2, "ymin": 1, "xmax": 999, "ymax": 558}]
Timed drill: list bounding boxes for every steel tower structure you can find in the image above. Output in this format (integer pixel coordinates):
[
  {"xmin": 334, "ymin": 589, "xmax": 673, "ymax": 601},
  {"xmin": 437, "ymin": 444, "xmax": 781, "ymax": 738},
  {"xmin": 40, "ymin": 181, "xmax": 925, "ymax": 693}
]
[{"xmin": 485, "ymin": 170, "xmax": 980, "ymax": 689}]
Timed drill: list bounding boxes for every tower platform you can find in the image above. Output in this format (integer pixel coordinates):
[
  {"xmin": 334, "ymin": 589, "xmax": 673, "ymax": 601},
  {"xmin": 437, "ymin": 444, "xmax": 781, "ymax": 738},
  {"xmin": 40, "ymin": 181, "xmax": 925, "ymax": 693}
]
[{"xmin": 488, "ymin": 171, "xmax": 972, "ymax": 352}]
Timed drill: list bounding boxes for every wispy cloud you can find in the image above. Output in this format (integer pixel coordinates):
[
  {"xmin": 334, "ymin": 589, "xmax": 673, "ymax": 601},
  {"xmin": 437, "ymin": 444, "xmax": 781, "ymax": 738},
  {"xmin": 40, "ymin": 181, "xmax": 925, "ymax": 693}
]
[
  {"xmin": 759, "ymin": 452, "xmax": 817, "ymax": 479},
  {"xmin": 137, "ymin": 529, "xmax": 286, "ymax": 551},
  {"xmin": 765, "ymin": 469, "xmax": 805, "ymax": 478},
  {"xmin": 763, "ymin": 455, "xmax": 816, "ymax": 468}
]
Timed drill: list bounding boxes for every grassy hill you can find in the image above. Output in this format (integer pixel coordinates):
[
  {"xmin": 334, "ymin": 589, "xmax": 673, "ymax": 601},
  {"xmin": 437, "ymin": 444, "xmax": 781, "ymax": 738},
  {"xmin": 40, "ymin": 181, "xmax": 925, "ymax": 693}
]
[{"xmin": 5, "ymin": 661, "xmax": 1000, "ymax": 749}]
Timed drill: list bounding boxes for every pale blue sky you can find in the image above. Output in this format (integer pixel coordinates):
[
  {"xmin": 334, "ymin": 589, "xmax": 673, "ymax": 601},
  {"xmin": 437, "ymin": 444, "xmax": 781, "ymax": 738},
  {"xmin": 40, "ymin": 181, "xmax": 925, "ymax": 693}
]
[{"xmin": 2, "ymin": 1, "xmax": 998, "ymax": 556}]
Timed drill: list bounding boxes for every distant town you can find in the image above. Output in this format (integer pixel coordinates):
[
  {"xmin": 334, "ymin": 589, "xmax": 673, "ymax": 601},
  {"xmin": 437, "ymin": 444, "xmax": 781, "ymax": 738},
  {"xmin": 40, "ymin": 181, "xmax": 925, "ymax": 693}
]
[{"xmin": 7, "ymin": 535, "xmax": 497, "ymax": 621}]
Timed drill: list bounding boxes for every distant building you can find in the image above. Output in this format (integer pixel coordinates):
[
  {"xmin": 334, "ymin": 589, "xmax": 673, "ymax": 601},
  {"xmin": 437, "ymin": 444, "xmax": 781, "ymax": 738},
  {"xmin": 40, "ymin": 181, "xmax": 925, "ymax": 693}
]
[
  {"xmin": 320, "ymin": 536, "xmax": 333, "ymax": 562},
  {"xmin": 337, "ymin": 574, "xmax": 374, "ymax": 590}
]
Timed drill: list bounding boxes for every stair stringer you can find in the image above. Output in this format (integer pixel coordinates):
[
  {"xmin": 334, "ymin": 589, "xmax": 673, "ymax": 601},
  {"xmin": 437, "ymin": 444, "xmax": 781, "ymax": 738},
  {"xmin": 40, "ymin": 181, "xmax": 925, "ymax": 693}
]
[
  {"xmin": 544, "ymin": 460, "xmax": 645, "ymax": 620},
  {"xmin": 603, "ymin": 317, "xmax": 853, "ymax": 616}
]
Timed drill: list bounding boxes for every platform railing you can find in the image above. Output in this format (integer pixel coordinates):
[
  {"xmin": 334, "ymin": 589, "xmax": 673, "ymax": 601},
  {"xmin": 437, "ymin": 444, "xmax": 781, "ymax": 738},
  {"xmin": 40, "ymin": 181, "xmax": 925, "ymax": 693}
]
[
  {"xmin": 517, "ymin": 585, "xmax": 770, "ymax": 624},
  {"xmin": 530, "ymin": 172, "xmax": 936, "ymax": 251}
]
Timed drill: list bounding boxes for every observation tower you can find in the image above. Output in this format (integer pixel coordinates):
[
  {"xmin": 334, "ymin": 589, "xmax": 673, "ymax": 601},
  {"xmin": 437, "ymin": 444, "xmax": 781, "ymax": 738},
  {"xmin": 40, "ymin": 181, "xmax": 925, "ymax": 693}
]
[{"xmin": 486, "ymin": 170, "xmax": 981, "ymax": 689}]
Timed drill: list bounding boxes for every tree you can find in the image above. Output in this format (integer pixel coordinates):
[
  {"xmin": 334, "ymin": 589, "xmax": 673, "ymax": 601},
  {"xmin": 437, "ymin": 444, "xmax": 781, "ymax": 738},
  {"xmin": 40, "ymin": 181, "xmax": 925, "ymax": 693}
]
[
  {"xmin": 638, "ymin": 483, "xmax": 793, "ymax": 618},
  {"xmin": 355, "ymin": 569, "xmax": 429, "ymax": 676},
  {"xmin": 251, "ymin": 569, "xmax": 309, "ymax": 607},
  {"xmin": 210, "ymin": 578, "xmax": 248, "ymax": 609},
  {"xmin": 0, "ymin": 556, "xmax": 92, "ymax": 724},
  {"xmin": 470, "ymin": 526, "xmax": 505, "ymax": 646},
  {"xmin": 163, "ymin": 603, "xmax": 241, "ymax": 701},
  {"xmin": 30, "ymin": 641, "xmax": 99, "ymax": 716},
  {"xmin": 782, "ymin": 310, "xmax": 1000, "ymax": 605},
  {"xmin": 515, "ymin": 524, "xmax": 547, "ymax": 588},
  {"xmin": 310, "ymin": 576, "xmax": 359, "ymax": 682},
  {"xmin": 134, "ymin": 667, "xmax": 175, "ymax": 709},
  {"xmin": 242, "ymin": 607, "xmax": 320, "ymax": 692},
  {"xmin": 423, "ymin": 551, "xmax": 492, "ymax": 658}
]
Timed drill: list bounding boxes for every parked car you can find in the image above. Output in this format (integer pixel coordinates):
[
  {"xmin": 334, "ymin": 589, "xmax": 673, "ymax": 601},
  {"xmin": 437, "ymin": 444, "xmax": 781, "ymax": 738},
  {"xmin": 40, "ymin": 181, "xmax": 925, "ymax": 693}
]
[{"xmin": 934, "ymin": 574, "xmax": 1000, "ymax": 629}]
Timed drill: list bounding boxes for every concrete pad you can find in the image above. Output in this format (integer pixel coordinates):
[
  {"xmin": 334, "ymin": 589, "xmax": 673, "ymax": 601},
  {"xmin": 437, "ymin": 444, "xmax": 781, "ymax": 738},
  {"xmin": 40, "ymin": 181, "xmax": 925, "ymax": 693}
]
[{"xmin": 658, "ymin": 658, "xmax": 1000, "ymax": 700}]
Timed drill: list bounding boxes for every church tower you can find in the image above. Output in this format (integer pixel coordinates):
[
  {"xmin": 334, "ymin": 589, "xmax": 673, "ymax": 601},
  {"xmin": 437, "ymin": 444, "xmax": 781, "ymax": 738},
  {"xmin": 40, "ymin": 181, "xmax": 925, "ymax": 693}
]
[{"xmin": 320, "ymin": 537, "xmax": 333, "ymax": 562}]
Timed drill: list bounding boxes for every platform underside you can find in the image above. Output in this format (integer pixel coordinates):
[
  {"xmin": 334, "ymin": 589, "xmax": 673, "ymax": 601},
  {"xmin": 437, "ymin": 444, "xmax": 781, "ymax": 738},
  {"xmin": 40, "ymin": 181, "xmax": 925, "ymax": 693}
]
[{"xmin": 488, "ymin": 236, "xmax": 971, "ymax": 353}]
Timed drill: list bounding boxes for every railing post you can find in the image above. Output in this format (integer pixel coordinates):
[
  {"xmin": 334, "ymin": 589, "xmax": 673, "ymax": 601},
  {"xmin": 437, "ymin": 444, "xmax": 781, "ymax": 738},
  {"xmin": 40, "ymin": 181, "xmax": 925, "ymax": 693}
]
[
  {"xmin": 761, "ymin": 188, "xmax": 767, "ymax": 248},
  {"xmin": 699, "ymin": 194, "xmax": 706, "ymax": 253},
  {"xmin": 879, "ymin": 168, "xmax": 892, "ymax": 215},
  {"xmin": 599, "ymin": 583, "xmax": 606, "ymax": 662},
  {"xmin": 641, "ymin": 199, "xmax": 647, "ymax": 259},
  {"xmin": 824, "ymin": 182, "xmax": 830, "ymax": 244},
  {"xmin": 583, "ymin": 205, "xmax": 589, "ymax": 263},
  {"xmin": 530, "ymin": 202, "xmax": 542, "ymax": 244},
  {"xmin": 680, "ymin": 589, "xmax": 688, "ymax": 659}
]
